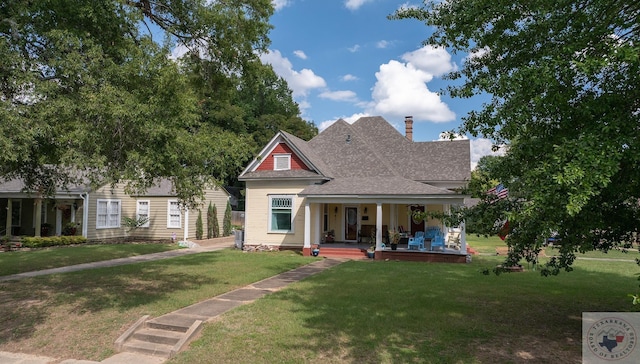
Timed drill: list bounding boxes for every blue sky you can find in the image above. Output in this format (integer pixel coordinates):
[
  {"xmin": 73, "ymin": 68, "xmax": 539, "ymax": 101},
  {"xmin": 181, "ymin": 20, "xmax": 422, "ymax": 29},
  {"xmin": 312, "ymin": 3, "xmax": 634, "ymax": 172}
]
[
  {"xmin": 261, "ymin": 0, "xmax": 502, "ymax": 168},
  {"xmin": 169, "ymin": 0, "xmax": 504, "ymax": 168}
]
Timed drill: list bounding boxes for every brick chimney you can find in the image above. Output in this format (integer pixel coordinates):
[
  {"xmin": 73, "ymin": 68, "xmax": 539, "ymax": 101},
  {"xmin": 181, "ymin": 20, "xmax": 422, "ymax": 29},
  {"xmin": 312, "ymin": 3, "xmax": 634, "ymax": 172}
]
[{"xmin": 405, "ymin": 116, "xmax": 413, "ymax": 141}]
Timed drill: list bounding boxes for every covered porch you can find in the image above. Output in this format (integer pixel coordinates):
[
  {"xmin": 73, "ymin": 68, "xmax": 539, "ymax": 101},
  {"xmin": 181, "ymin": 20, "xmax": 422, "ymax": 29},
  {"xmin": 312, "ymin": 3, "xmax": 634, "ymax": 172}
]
[
  {"xmin": 300, "ymin": 196, "xmax": 468, "ymax": 261},
  {"xmin": 1, "ymin": 194, "xmax": 88, "ymax": 239}
]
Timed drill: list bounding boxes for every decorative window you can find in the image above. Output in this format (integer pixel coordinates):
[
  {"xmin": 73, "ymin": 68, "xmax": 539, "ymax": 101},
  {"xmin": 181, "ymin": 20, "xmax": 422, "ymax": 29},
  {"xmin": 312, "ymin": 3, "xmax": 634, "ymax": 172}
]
[
  {"xmin": 273, "ymin": 154, "xmax": 291, "ymax": 171},
  {"xmin": 167, "ymin": 200, "xmax": 181, "ymax": 228},
  {"xmin": 268, "ymin": 195, "xmax": 294, "ymax": 233},
  {"xmin": 97, "ymin": 199, "xmax": 121, "ymax": 229},
  {"xmin": 136, "ymin": 200, "xmax": 150, "ymax": 227}
]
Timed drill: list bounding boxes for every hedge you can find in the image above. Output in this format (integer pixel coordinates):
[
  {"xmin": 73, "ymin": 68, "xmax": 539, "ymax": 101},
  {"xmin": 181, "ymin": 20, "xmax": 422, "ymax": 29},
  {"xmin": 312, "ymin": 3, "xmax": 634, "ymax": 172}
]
[{"xmin": 21, "ymin": 235, "xmax": 88, "ymax": 248}]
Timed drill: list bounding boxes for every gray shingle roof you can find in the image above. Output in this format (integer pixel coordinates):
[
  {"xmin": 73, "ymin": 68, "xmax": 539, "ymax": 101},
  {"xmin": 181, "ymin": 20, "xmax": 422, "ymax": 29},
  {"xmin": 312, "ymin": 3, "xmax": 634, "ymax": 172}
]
[{"xmin": 239, "ymin": 116, "xmax": 470, "ymax": 196}]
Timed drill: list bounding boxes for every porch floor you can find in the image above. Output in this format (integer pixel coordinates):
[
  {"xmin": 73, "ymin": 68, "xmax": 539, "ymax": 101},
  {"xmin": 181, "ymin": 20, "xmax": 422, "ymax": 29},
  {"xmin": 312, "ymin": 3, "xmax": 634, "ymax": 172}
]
[{"xmin": 316, "ymin": 242, "xmax": 467, "ymax": 263}]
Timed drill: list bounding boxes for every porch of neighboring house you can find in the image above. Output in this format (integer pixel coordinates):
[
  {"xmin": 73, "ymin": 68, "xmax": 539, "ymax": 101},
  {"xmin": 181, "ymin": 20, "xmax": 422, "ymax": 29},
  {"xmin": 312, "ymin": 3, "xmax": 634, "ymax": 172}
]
[
  {"xmin": 301, "ymin": 201, "xmax": 468, "ymax": 263},
  {"xmin": 1, "ymin": 196, "xmax": 86, "ymax": 241}
]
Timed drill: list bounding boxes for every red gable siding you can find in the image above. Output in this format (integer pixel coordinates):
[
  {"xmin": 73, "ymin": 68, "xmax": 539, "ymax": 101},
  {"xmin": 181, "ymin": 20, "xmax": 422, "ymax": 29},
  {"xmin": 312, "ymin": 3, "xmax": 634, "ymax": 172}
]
[{"xmin": 256, "ymin": 143, "xmax": 310, "ymax": 171}]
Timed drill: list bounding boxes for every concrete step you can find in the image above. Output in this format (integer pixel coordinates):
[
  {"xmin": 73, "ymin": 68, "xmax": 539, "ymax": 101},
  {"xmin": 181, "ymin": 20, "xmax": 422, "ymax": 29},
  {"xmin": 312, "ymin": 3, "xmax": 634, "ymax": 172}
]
[
  {"xmin": 146, "ymin": 314, "xmax": 201, "ymax": 332},
  {"xmin": 133, "ymin": 327, "xmax": 183, "ymax": 345},
  {"xmin": 122, "ymin": 338, "xmax": 173, "ymax": 358}
]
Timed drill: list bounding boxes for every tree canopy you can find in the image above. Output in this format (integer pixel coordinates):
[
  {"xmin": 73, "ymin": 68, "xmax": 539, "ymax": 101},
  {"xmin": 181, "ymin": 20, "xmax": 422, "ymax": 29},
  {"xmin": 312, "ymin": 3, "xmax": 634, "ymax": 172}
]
[
  {"xmin": 1, "ymin": 0, "xmax": 316, "ymax": 206},
  {"xmin": 394, "ymin": 0, "xmax": 640, "ymax": 274}
]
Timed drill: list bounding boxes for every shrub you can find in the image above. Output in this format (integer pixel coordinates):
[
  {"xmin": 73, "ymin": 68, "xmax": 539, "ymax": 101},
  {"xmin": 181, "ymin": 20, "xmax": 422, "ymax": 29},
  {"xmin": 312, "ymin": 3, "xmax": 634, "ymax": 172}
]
[
  {"xmin": 223, "ymin": 201, "xmax": 232, "ymax": 236},
  {"xmin": 21, "ymin": 236, "xmax": 87, "ymax": 248},
  {"xmin": 212, "ymin": 204, "xmax": 220, "ymax": 238},
  {"xmin": 196, "ymin": 210, "xmax": 204, "ymax": 240}
]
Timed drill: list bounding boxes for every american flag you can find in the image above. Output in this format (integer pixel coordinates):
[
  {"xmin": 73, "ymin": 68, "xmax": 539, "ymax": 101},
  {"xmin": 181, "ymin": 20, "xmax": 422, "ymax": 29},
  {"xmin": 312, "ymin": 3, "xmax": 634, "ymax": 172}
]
[{"xmin": 488, "ymin": 183, "xmax": 509, "ymax": 199}]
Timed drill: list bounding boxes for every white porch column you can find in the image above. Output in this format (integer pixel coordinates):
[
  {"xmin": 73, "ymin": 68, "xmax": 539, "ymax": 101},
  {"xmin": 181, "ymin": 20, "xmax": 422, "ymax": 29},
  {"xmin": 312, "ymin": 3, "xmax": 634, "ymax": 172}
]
[
  {"xmin": 303, "ymin": 202, "xmax": 311, "ymax": 249},
  {"xmin": 375, "ymin": 202, "xmax": 383, "ymax": 251},
  {"xmin": 460, "ymin": 221, "xmax": 467, "ymax": 254},
  {"xmin": 71, "ymin": 203, "xmax": 77, "ymax": 222},
  {"xmin": 5, "ymin": 199, "xmax": 12, "ymax": 236},
  {"xmin": 81, "ymin": 194, "xmax": 89, "ymax": 238},
  {"xmin": 55, "ymin": 206, "xmax": 62, "ymax": 236},
  {"xmin": 34, "ymin": 198, "xmax": 42, "ymax": 237},
  {"xmin": 183, "ymin": 209, "xmax": 189, "ymax": 241},
  {"xmin": 314, "ymin": 203, "xmax": 321, "ymax": 244}
]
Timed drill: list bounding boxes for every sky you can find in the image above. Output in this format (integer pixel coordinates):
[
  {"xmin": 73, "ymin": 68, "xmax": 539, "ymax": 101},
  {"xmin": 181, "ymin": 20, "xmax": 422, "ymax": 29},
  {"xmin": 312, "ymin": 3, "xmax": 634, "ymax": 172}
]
[{"xmin": 262, "ymin": 0, "xmax": 503, "ymax": 169}]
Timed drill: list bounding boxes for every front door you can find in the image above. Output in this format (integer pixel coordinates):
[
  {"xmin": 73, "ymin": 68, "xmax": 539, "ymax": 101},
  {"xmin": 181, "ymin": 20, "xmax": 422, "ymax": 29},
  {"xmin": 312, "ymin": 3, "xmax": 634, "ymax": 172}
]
[{"xmin": 345, "ymin": 207, "xmax": 358, "ymax": 241}]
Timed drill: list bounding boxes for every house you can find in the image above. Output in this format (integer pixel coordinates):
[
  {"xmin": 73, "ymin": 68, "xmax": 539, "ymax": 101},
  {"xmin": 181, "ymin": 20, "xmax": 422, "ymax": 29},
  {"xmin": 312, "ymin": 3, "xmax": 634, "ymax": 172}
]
[
  {"xmin": 0, "ymin": 177, "xmax": 230, "ymax": 242},
  {"xmin": 238, "ymin": 116, "xmax": 471, "ymax": 259}
]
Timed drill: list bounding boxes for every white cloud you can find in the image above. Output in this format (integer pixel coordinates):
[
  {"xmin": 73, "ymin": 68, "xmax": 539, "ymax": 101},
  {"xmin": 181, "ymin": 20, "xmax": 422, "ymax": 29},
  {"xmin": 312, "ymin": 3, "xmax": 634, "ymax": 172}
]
[
  {"xmin": 348, "ymin": 44, "xmax": 361, "ymax": 53},
  {"xmin": 319, "ymin": 90, "xmax": 358, "ymax": 102},
  {"xmin": 469, "ymin": 138, "xmax": 506, "ymax": 169},
  {"xmin": 293, "ymin": 50, "xmax": 307, "ymax": 60},
  {"xmin": 341, "ymin": 74, "xmax": 358, "ymax": 81},
  {"xmin": 376, "ymin": 40, "xmax": 390, "ymax": 49},
  {"xmin": 272, "ymin": 0, "xmax": 291, "ymax": 11},
  {"xmin": 260, "ymin": 49, "xmax": 326, "ymax": 98},
  {"xmin": 345, "ymin": 0, "xmax": 375, "ymax": 10},
  {"xmin": 368, "ymin": 46, "xmax": 456, "ymax": 122},
  {"xmin": 400, "ymin": 46, "xmax": 457, "ymax": 76}
]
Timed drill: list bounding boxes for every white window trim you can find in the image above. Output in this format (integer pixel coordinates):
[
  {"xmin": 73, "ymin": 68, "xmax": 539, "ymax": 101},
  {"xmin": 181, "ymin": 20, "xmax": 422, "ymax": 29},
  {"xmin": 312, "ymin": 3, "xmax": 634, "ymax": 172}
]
[
  {"xmin": 136, "ymin": 200, "xmax": 150, "ymax": 228},
  {"xmin": 273, "ymin": 154, "xmax": 291, "ymax": 171},
  {"xmin": 96, "ymin": 199, "xmax": 121, "ymax": 229},
  {"xmin": 167, "ymin": 200, "xmax": 181, "ymax": 229},
  {"xmin": 268, "ymin": 195, "xmax": 294, "ymax": 233}
]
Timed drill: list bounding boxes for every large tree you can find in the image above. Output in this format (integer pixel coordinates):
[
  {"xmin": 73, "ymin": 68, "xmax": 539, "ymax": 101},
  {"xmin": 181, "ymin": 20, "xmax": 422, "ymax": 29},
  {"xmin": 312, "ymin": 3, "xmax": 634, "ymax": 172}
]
[
  {"xmin": 0, "ymin": 0, "xmax": 274, "ymax": 206},
  {"xmin": 394, "ymin": 1, "xmax": 640, "ymax": 274}
]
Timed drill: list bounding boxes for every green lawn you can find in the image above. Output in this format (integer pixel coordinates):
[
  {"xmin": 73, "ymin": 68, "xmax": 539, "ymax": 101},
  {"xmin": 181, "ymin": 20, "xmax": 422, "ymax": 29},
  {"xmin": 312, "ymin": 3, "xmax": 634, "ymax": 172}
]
[
  {"xmin": 0, "ymin": 244, "xmax": 637, "ymax": 363},
  {"xmin": 0, "ymin": 243, "xmax": 179, "ymax": 276},
  {"xmin": 170, "ymin": 253, "xmax": 638, "ymax": 364}
]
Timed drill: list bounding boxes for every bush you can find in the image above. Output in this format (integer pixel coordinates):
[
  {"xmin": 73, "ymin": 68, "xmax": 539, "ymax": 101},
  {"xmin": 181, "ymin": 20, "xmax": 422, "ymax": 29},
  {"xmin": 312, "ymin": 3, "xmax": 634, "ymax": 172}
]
[
  {"xmin": 21, "ymin": 235, "xmax": 87, "ymax": 248},
  {"xmin": 223, "ymin": 201, "xmax": 232, "ymax": 236},
  {"xmin": 196, "ymin": 210, "xmax": 204, "ymax": 240}
]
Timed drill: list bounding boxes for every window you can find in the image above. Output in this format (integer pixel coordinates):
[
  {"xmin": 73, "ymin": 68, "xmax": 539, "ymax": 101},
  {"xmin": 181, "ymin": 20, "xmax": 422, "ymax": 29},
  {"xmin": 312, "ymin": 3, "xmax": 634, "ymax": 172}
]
[
  {"xmin": 269, "ymin": 195, "xmax": 294, "ymax": 233},
  {"xmin": 273, "ymin": 154, "xmax": 291, "ymax": 171},
  {"xmin": 97, "ymin": 199, "xmax": 121, "ymax": 229},
  {"xmin": 136, "ymin": 200, "xmax": 150, "ymax": 227},
  {"xmin": 167, "ymin": 200, "xmax": 181, "ymax": 228}
]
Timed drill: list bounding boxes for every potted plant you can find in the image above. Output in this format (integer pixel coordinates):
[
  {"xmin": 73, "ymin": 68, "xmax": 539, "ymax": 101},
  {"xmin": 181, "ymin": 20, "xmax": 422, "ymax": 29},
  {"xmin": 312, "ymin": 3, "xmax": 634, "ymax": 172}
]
[
  {"xmin": 388, "ymin": 229, "xmax": 400, "ymax": 250},
  {"xmin": 367, "ymin": 228, "xmax": 376, "ymax": 258},
  {"xmin": 62, "ymin": 222, "xmax": 79, "ymax": 236},
  {"xmin": 40, "ymin": 223, "xmax": 51, "ymax": 237},
  {"xmin": 312, "ymin": 243, "xmax": 320, "ymax": 256}
]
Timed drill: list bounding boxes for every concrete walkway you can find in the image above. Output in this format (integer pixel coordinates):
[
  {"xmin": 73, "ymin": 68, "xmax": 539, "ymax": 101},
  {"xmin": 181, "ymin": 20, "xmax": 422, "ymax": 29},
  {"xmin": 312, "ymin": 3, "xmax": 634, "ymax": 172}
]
[{"xmin": 0, "ymin": 239, "xmax": 346, "ymax": 363}]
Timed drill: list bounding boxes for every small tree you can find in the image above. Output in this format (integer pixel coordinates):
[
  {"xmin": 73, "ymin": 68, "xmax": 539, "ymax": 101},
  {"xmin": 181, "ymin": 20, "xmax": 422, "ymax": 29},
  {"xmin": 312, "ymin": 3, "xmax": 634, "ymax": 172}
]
[
  {"xmin": 207, "ymin": 202, "xmax": 214, "ymax": 239},
  {"xmin": 196, "ymin": 210, "xmax": 203, "ymax": 240},
  {"xmin": 212, "ymin": 204, "xmax": 220, "ymax": 238},
  {"xmin": 223, "ymin": 201, "xmax": 232, "ymax": 236}
]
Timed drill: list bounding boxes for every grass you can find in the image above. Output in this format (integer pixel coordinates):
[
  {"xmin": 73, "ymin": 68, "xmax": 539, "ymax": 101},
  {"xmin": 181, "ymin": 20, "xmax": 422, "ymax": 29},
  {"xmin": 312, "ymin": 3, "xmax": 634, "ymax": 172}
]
[
  {"xmin": 170, "ymin": 255, "xmax": 638, "ymax": 364},
  {"xmin": 0, "ymin": 240, "xmax": 638, "ymax": 363},
  {"xmin": 0, "ymin": 243, "xmax": 179, "ymax": 276},
  {"xmin": 0, "ymin": 249, "xmax": 315, "ymax": 361}
]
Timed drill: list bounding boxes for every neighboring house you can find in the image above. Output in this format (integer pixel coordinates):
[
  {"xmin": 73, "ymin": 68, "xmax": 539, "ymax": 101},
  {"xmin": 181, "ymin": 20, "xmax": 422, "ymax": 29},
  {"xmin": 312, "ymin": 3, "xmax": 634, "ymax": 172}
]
[
  {"xmin": 238, "ymin": 116, "xmax": 471, "ymax": 257},
  {"xmin": 0, "ymin": 178, "xmax": 230, "ymax": 242}
]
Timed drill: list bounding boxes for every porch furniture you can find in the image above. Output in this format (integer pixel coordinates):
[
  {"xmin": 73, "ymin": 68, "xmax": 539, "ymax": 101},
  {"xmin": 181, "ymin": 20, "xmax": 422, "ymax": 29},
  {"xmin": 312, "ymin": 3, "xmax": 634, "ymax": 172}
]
[
  {"xmin": 408, "ymin": 231, "xmax": 425, "ymax": 250},
  {"xmin": 425, "ymin": 226, "xmax": 440, "ymax": 240},
  {"xmin": 446, "ymin": 231, "xmax": 461, "ymax": 249},
  {"xmin": 431, "ymin": 234, "xmax": 445, "ymax": 251}
]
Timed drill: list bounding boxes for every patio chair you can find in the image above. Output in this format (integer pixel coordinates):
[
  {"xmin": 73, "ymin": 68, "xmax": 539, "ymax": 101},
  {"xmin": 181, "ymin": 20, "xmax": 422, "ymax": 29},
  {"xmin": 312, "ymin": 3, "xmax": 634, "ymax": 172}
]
[
  {"xmin": 425, "ymin": 226, "xmax": 440, "ymax": 240},
  {"xmin": 408, "ymin": 232, "xmax": 425, "ymax": 250},
  {"xmin": 430, "ymin": 234, "xmax": 445, "ymax": 251},
  {"xmin": 446, "ymin": 231, "xmax": 461, "ymax": 249}
]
